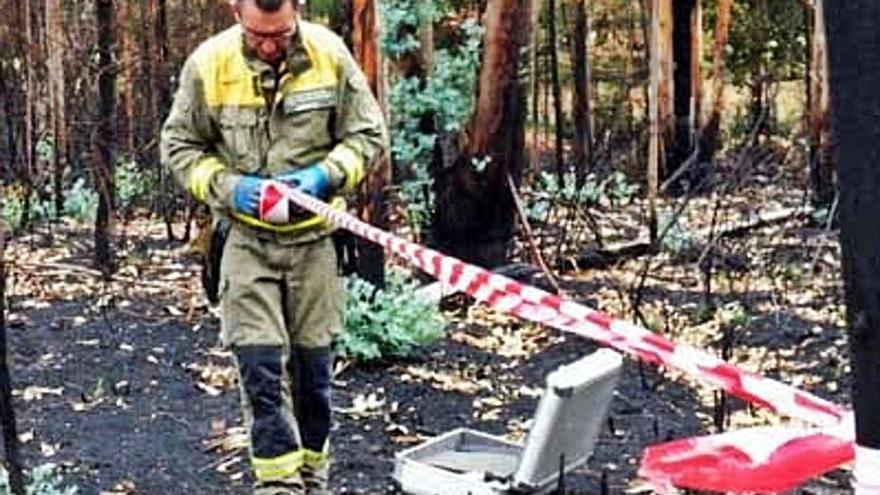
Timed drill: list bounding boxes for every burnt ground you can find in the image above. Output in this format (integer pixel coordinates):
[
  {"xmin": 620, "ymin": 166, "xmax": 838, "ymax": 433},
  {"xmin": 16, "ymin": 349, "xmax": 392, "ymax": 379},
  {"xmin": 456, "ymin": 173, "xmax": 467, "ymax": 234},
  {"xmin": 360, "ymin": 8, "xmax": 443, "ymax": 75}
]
[{"xmin": 3, "ymin": 166, "xmax": 857, "ymax": 495}]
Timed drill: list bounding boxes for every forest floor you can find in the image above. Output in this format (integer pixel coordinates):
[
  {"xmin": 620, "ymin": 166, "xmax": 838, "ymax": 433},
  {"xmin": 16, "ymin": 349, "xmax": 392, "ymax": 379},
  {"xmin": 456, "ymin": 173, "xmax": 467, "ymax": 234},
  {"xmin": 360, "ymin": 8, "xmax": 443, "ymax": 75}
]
[{"xmin": 4, "ymin": 149, "xmax": 855, "ymax": 495}]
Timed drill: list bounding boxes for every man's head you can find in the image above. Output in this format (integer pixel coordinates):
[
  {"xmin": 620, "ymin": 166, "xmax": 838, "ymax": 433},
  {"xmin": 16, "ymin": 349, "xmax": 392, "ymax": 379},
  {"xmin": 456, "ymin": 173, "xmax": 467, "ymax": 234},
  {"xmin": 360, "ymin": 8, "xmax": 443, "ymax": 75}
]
[{"xmin": 231, "ymin": 0, "xmax": 297, "ymax": 64}]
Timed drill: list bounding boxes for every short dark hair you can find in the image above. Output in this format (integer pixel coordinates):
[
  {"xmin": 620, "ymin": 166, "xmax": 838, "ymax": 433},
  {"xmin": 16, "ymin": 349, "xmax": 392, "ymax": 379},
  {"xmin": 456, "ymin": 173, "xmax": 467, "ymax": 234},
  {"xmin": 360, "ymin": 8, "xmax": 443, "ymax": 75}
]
[{"xmin": 236, "ymin": 0, "xmax": 295, "ymax": 12}]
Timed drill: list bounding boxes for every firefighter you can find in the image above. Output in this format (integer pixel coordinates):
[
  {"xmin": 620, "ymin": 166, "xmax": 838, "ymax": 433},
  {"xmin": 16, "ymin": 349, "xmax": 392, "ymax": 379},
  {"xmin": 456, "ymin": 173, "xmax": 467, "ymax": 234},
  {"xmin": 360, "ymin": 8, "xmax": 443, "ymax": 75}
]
[{"xmin": 160, "ymin": 0, "xmax": 387, "ymax": 493}]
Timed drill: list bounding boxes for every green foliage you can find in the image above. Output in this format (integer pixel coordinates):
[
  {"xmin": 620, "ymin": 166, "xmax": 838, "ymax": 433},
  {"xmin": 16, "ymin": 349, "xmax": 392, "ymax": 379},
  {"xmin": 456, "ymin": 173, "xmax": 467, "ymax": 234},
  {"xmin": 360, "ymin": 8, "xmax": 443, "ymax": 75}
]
[
  {"xmin": 2, "ymin": 186, "xmax": 27, "ymax": 230},
  {"xmin": 523, "ymin": 171, "xmax": 640, "ymax": 222},
  {"xmin": 115, "ymin": 158, "xmax": 152, "ymax": 210},
  {"xmin": 381, "ymin": 0, "xmax": 485, "ymax": 236},
  {"xmin": 379, "ymin": 0, "xmax": 441, "ymax": 57},
  {"xmin": 35, "ymin": 136, "xmax": 56, "ymax": 164},
  {"xmin": 658, "ymin": 213, "xmax": 695, "ymax": 256},
  {"xmin": 606, "ymin": 171, "xmax": 639, "ymax": 205},
  {"xmin": 713, "ymin": 0, "xmax": 807, "ymax": 86},
  {"xmin": 388, "ymin": 19, "xmax": 483, "ymax": 167},
  {"xmin": 2, "ymin": 158, "xmax": 152, "ymax": 229},
  {"xmin": 337, "ymin": 272, "xmax": 447, "ymax": 362},
  {"xmin": 62, "ymin": 178, "xmax": 99, "ymax": 222},
  {"xmin": 0, "ymin": 464, "xmax": 78, "ymax": 495},
  {"xmin": 398, "ymin": 171, "xmax": 434, "ymax": 239}
]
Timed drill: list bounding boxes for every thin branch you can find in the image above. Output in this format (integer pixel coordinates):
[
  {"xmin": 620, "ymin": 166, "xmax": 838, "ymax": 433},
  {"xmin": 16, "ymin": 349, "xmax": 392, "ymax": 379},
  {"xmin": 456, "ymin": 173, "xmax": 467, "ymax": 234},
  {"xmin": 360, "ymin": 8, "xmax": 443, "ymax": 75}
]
[{"xmin": 507, "ymin": 173, "xmax": 562, "ymax": 294}]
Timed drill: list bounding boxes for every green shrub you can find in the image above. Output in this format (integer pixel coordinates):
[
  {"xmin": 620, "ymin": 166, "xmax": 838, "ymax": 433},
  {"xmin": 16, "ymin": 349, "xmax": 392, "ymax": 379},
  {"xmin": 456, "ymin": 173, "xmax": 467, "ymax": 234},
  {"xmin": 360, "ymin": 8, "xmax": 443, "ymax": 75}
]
[
  {"xmin": 658, "ymin": 213, "xmax": 695, "ymax": 256},
  {"xmin": 337, "ymin": 272, "xmax": 447, "ymax": 362},
  {"xmin": 0, "ymin": 464, "xmax": 78, "ymax": 495},
  {"xmin": 2, "ymin": 186, "xmax": 26, "ymax": 230},
  {"xmin": 62, "ymin": 178, "xmax": 99, "ymax": 222}
]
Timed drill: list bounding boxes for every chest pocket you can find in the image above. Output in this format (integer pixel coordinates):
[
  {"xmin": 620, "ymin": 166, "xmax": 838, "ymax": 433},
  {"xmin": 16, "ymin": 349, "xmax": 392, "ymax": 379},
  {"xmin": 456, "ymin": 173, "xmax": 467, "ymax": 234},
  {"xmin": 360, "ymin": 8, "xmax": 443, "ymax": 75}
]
[
  {"xmin": 276, "ymin": 88, "xmax": 337, "ymax": 153},
  {"xmin": 218, "ymin": 108, "xmax": 262, "ymax": 174}
]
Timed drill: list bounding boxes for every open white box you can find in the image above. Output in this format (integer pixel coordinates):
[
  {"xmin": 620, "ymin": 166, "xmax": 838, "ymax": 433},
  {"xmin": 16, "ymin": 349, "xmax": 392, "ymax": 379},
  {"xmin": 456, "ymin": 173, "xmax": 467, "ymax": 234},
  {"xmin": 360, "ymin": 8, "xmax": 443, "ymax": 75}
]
[{"xmin": 393, "ymin": 348, "xmax": 623, "ymax": 495}]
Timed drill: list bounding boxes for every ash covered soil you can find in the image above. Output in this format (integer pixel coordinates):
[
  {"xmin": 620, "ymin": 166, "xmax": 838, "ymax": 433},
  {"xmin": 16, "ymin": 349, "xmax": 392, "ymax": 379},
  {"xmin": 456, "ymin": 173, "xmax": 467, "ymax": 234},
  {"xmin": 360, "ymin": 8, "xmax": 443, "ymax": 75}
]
[{"xmin": 7, "ymin": 172, "xmax": 855, "ymax": 495}]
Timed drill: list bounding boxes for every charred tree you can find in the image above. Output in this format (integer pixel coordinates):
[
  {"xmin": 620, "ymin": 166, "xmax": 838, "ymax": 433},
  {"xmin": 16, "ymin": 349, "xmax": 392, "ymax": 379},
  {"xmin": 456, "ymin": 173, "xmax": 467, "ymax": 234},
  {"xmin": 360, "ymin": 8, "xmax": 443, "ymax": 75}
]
[
  {"xmin": 431, "ymin": 0, "xmax": 531, "ymax": 268},
  {"xmin": 95, "ymin": 0, "xmax": 116, "ymax": 277},
  {"xmin": 547, "ymin": 0, "xmax": 564, "ymax": 183},
  {"xmin": 697, "ymin": 0, "xmax": 732, "ymax": 164},
  {"xmin": 669, "ymin": 0, "xmax": 698, "ymax": 168},
  {"xmin": 570, "ymin": 0, "xmax": 591, "ymax": 188},
  {"xmin": 808, "ymin": 0, "xmax": 833, "ymax": 207},
  {"xmin": 0, "ymin": 223, "xmax": 24, "ymax": 495},
  {"xmin": 21, "ymin": 0, "xmax": 34, "ymax": 230},
  {"xmin": 151, "ymin": 0, "xmax": 175, "ymax": 240},
  {"xmin": 117, "ymin": 0, "xmax": 135, "ymax": 158},
  {"xmin": 46, "ymin": 0, "xmax": 67, "ymax": 217},
  {"xmin": 350, "ymin": 0, "xmax": 389, "ymax": 288},
  {"xmin": 826, "ymin": 0, "xmax": 880, "ymax": 477}
]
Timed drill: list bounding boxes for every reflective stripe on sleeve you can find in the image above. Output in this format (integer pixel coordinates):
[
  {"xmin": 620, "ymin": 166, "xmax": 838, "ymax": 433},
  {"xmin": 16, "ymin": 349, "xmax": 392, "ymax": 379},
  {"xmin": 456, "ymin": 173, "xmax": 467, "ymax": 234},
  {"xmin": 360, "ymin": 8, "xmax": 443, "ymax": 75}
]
[
  {"xmin": 325, "ymin": 143, "xmax": 365, "ymax": 192},
  {"xmin": 188, "ymin": 156, "xmax": 226, "ymax": 203}
]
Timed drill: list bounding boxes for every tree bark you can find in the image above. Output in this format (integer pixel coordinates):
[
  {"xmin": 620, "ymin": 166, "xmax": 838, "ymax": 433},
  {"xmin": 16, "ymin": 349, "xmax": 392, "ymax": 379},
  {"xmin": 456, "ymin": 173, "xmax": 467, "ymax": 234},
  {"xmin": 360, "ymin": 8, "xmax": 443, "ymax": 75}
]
[
  {"xmin": 808, "ymin": 0, "xmax": 833, "ymax": 207},
  {"xmin": 21, "ymin": 0, "xmax": 34, "ymax": 229},
  {"xmin": 151, "ymin": 0, "xmax": 174, "ymax": 240},
  {"xmin": 95, "ymin": 0, "xmax": 116, "ymax": 277},
  {"xmin": 697, "ymin": 0, "xmax": 733, "ymax": 164},
  {"xmin": 432, "ymin": 0, "xmax": 531, "ymax": 268},
  {"xmin": 46, "ymin": 0, "xmax": 67, "ymax": 217},
  {"xmin": 648, "ymin": 0, "xmax": 670, "ymax": 245},
  {"xmin": 117, "ymin": 0, "xmax": 135, "ymax": 158},
  {"xmin": 652, "ymin": 0, "xmax": 673, "ymax": 182},
  {"xmin": 547, "ymin": 0, "xmax": 564, "ymax": 183},
  {"xmin": 351, "ymin": 0, "xmax": 389, "ymax": 288},
  {"xmin": 0, "ymin": 223, "xmax": 24, "ymax": 495},
  {"xmin": 570, "ymin": 0, "xmax": 591, "ymax": 188},
  {"xmin": 528, "ymin": 0, "xmax": 541, "ymax": 183},
  {"xmin": 825, "ymin": 0, "xmax": 880, "ymax": 455},
  {"xmin": 670, "ymin": 0, "xmax": 698, "ymax": 169}
]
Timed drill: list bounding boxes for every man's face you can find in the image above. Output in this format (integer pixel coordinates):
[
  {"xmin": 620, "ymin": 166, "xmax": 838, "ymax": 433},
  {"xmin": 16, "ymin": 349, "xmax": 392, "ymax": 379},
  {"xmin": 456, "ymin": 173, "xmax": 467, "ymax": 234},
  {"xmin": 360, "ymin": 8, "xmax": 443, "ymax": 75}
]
[{"xmin": 235, "ymin": 0, "xmax": 297, "ymax": 64}]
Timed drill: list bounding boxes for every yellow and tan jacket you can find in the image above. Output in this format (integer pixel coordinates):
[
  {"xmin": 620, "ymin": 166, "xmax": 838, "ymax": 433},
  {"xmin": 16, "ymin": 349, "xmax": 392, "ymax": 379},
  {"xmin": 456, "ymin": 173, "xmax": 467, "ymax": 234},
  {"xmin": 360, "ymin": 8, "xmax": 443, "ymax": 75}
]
[{"xmin": 161, "ymin": 20, "xmax": 387, "ymax": 241}]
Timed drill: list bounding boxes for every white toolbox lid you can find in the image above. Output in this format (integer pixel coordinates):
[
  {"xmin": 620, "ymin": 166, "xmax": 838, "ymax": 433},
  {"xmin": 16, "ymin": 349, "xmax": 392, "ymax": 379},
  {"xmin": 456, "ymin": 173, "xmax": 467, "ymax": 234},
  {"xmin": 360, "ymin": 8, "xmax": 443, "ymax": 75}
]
[{"xmin": 511, "ymin": 348, "xmax": 623, "ymax": 490}]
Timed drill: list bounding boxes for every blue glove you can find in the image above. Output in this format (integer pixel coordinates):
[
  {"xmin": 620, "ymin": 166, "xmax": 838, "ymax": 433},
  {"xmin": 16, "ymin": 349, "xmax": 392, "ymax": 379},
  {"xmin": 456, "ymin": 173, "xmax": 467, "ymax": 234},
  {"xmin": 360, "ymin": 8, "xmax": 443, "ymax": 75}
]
[
  {"xmin": 276, "ymin": 164, "xmax": 331, "ymax": 199},
  {"xmin": 231, "ymin": 175, "xmax": 264, "ymax": 217},
  {"xmin": 231, "ymin": 175, "xmax": 295, "ymax": 224}
]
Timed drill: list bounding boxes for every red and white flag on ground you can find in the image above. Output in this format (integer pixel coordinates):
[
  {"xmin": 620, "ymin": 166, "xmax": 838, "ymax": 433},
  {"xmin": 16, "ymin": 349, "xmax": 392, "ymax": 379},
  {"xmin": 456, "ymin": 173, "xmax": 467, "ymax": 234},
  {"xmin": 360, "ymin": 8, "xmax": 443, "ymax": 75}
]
[{"xmin": 639, "ymin": 418, "xmax": 855, "ymax": 494}]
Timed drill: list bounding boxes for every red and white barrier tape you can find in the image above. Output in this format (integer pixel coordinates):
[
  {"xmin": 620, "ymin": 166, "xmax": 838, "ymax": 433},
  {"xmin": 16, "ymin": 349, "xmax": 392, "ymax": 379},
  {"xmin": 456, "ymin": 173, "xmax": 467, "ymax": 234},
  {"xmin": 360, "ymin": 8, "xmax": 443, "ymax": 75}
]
[{"xmin": 293, "ymin": 191, "xmax": 847, "ymax": 428}]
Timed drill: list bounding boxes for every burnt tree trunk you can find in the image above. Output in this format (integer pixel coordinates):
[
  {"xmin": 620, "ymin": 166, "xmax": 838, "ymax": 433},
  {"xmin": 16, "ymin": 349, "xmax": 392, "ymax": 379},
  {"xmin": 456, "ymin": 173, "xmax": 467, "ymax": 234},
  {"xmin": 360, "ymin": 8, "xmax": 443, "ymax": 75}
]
[
  {"xmin": 808, "ymin": 0, "xmax": 833, "ymax": 207},
  {"xmin": 826, "ymin": 0, "xmax": 880, "ymax": 464},
  {"xmin": 351, "ymin": 0, "xmax": 389, "ymax": 288},
  {"xmin": 653, "ymin": 0, "xmax": 673, "ymax": 181},
  {"xmin": 21, "ymin": 0, "xmax": 34, "ymax": 230},
  {"xmin": 0, "ymin": 49, "xmax": 20, "ymax": 187},
  {"xmin": 117, "ymin": 0, "xmax": 135, "ymax": 158},
  {"xmin": 151, "ymin": 0, "xmax": 174, "ymax": 240},
  {"xmin": 432, "ymin": 0, "xmax": 531, "ymax": 268},
  {"xmin": 697, "ymin": 0, "xmax": 732, "ymax": 164},
  {"xmin": 95, "ymin": 0, "xmax": 116, "ymax": 277},
  {"xmin": 0, "ymin": 224, "xmax": 24, "ymax": 495},
  {"xmin": 528, "ymin": 0, "xmax": 541, "ymax": 183},
  {"xmin": 571, "ymin": 0, "xmax": 591, "ymax": 188},
  {"xmin": 547, "ymin": 0, "xmax": 564, "ymax": 183},
  {"xmin": 669, "ymin": 0, "xmax": 699, "ymax": 171},
  {"xmin": 46, "ymin": 0, "xmax": 66, "ymax": 217}
]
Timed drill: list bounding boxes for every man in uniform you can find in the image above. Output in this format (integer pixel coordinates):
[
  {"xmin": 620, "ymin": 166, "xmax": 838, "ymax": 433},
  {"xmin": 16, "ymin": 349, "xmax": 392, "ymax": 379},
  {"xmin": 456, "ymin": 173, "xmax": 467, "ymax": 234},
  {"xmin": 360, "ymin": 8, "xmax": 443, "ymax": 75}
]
[{"xmin": 160, "ymin": 0, "xmax": 387, "ymax": 493}]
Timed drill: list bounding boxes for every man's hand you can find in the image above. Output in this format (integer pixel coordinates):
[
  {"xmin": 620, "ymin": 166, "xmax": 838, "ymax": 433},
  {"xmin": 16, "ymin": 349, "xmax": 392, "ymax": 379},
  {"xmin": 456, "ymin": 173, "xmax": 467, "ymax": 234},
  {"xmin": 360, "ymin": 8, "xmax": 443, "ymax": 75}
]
[
  {"xmin": 276, "ymin": 164, "xmax": 331, "ymax": 199},
  {"xmin": 231, "ymin": 175, "xmax": 296, "ymax": 224}
]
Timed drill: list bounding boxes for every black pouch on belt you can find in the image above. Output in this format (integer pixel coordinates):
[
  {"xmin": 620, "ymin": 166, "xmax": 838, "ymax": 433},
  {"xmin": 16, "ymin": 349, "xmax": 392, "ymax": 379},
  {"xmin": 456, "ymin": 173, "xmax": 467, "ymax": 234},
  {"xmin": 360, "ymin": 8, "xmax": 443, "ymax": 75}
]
[{"xmin": 201, "ymin": 218, "xmax": 230, "ymax": 305}]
